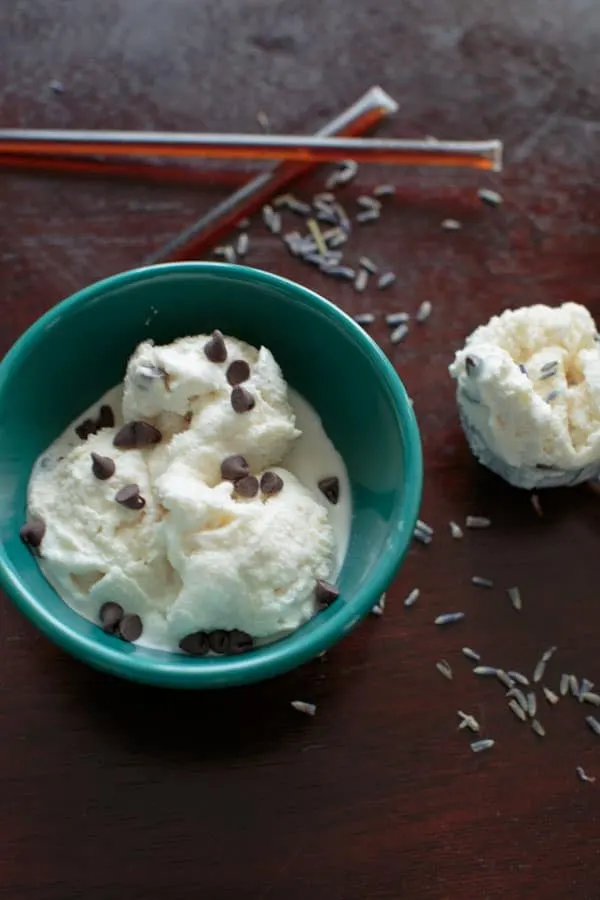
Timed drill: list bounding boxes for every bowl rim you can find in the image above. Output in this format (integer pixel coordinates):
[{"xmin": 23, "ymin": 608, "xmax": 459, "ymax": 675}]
[{"xmin": 0, "ymin": 262, "xmax": 422, "ymax": 688}]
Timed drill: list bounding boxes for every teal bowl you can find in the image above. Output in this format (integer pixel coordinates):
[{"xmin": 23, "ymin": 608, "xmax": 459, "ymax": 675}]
[{"xmin": 0, "ymin": 263, "xmax": 422, "ymax": 688}]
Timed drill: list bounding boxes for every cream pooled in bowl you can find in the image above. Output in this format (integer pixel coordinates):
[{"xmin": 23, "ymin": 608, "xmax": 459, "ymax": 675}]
[{"xmin": 449, "ymin": 302, "xmax": 600, "ymax": 489}]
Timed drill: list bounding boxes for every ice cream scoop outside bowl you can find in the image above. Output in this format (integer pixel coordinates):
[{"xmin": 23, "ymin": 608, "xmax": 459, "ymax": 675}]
[{"xmin": 0, "ymin": 263, "xmax": 422, "ymax": 688}]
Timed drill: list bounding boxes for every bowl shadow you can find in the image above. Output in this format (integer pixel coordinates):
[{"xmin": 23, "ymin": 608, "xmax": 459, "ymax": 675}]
[{"xmin": 32, "ymin": 621, "xmax": 379, "ymax": 766}]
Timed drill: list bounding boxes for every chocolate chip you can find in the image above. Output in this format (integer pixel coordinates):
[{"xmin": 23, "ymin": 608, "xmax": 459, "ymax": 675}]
[
  {"xmin": 113, "ymin": 421, "xmax": 162, "ymax": 449},
  {"xmin": 179, "ymin": 631, "xmax": 210, "ymax": 656},
  {"xmin": 99, "ymin": 601, "xmax": 124, "ymax": 634},
  {"xmin": 315, "ymin": 580, "xmax": 340, "ymax": 609},
  {"xmin": 465, "ymin": 355, "xmax": 481, "ymax": 375},
  {"xmin": 260, "ymin": 471, "xmax": 284, "ymax": 496},
  {"xmin": 75, "ymin": 418, "xmax": 97, "ymax": 440},
  {"xmin": 91, "ymin": 452, "xmax": 116, "ymax": 480},
  {"xmin": 229, "ymin": 630, "xmax": 253, "ymax": 654},
  {"xmin": 204, "ymin": 329, "xmax": 227, "ymax": 363},
  {"xmin": 226, "ymin": 359, "xmax": 251, "ymax": 386},
  {"xmin": 97, "ymin": 405, "xmax": 115, "ymax": 429},
  {"xmin": 118, "ymin": 613, "xmax": 143, "ymax": 642},
  {"xmin": 234, "ymin": 475, "xmax": 259, "ymax": 498},
  {"xmin": 318, "ymin": 476, "xmax": 339, "ymax": 505},
  {"xmin": 231, "ymin": 386, "xmax": 255, "ymax": 413},
  {"xmin": 19, "ymin": 519, "xmax": 46, "ymax": 549},
  {"xmin": 208, "ymin": 630, "xmax": 229, "ymax": 654},
  {"xmin": 77, "ymin": 405, "xmax": 114, "ymax": 439},
  {"xmin": 115, "ymin": 484, "xmax": 146, "ymax": 510},
  {"xmin": 220, "ymin": 454, "xmax": 250, "ymax": 481}
]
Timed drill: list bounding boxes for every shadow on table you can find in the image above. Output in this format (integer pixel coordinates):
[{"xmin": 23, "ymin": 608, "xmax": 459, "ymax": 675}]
[
  {"xmin": 34, "ymin": 619, "xmax": 378, "ymax": 766},
  {"xmin": 457, "ymin": 456, "xmax": 600, "ymax": 536}
]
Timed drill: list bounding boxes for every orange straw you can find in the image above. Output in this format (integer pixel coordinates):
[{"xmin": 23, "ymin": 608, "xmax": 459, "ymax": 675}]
[
  {"xmin": 0, "ymin": 152, "xmax": 248, "ymax": 189},
  {"xmin": 145, "ymin": 86, "xmax": 398, "ymax": 263},
  {"xmin": 0, "ymin": 129, "xmax": 501, "ymax": 172}
]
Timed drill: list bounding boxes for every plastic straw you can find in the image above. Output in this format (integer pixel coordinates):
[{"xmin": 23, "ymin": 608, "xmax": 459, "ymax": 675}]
[{"xmin": 145, "ymin": 85, "xmax": 399, "ymax": 264}]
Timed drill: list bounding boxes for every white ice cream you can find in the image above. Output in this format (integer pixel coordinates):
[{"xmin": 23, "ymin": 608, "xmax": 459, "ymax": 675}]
[
  {"xmin": 158, "ymin": 464, "xmax": 333, "ymax": 639},
  {"xmin": 449, "ymin": 302, "xmax": 600, "ymax": 488},
  {"xmin": 27, "ymin": 334, "xmax": 351, "ymax": 651},
  {"xmin": 122, "ymin": 336, "xmax": 300, "ymax": 485}
]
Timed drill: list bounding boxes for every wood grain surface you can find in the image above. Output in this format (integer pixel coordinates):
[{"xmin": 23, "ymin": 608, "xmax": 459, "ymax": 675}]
[{"xmin": 1, "ymin": 2, "xmax": 600, "ymax": 898}]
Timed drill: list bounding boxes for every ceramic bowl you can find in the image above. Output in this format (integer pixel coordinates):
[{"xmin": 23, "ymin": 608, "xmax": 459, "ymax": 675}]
[{"xmin": 0, "ymin": 263, "xmax": 422, "ymax": 687}]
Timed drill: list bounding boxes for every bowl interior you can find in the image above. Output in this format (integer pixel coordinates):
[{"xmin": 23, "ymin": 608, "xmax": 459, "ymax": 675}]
[{"xmin": 0, "ymin": 264, "xmax": 421, "ymax": 686}]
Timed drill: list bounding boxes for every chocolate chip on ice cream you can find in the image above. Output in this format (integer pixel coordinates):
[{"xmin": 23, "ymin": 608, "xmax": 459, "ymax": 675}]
[
  {"xmin": 208, "ymin": 630, "xmax": 230, "ymax": 654},
  {"xmin": 117, "ymin": 614, "xmax": 143, "ymax": 643},
  {"xmin": 97, "ymin": 405, "xmax": 115, "ymax": 429},
  {"xmin": 203, "ymin": 329, "xmax": 227, "ymax": 363},
  {"xmin": 228, "ymin": 630, "xmax": 253, "ymax": 654},
  {"xmin": 115, "ymin": 484, "xmax": 146, "ymax": 510},
  {"xmin": 315, "ymin": 580, "xmax": 340, "ymax": 609},
  {"xmin": 318, "ymin": 476, "xmax": 339, "ymax": 504},
  {"xmin": 113, "ymin": 421, "xmax": 162, "ymax": 449},
  {"xmin": 226, "ymin": 359, "xmax": 251, "ymax": 386},
  {"xmin": 260, "ymin": 471, "xmax": 284, "ymax": 496},
  {"xmin": 220, "ymin": 455, "xmax": 250, "ymax": 481},
  {"xmin": 91, "ymin": 452, "xmax": 116, "ymax": 480},
  {"xmin": 19, "ymin": 519, "xmax": 46, "ymax": 549},
  {"xmin": 99, "ymin": 601, "xmax": 124, "ymax": 634},
  {"xmin": 179, "ymin": 632, "xmax": 210, "ymax": 656},
  {"xmin": 230, "ymin": 386, "xmax": 255, "ymax": 413},
  {"xmin": 75, "ymin": 418, "xmax": 97, "ymax": 440},
  {"xmin": 234, "ymin": 475, "xmax": 259, "ymax": 498}
]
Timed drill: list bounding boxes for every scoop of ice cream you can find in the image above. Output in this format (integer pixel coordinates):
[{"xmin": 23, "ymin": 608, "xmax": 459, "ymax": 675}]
[
  {"xmin": 28, "ymin": 331, "xmax": 338, "ymax": 647},
  {"xmin": 449, "ymin": 302, "xmax": 600, "ymax": 488},
  {"xmin": 28, "ymin": 429, "xmax": 180, "ymax": 618},
  {"xmin": 123, "ymin": 335, "xmax": 300, "ymax": 484},
  {"xmin": 29, "ymin": 434, "xmax": 335, "ymax": 644},
  {"xmin": 156, "ymin": 462, "xmax": 334, "ymax": 640},
  {"xmin": 27, "ymin": 331, "xmax": 344, "ymax": 651}
]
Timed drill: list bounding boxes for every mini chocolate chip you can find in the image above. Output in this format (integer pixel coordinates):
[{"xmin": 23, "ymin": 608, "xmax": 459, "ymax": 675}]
[
  {"xmin": 235, "ymin": 475, "xmax": 259, "ymax": 498},
  {"xmin": 75, "ymin": 418, "xmax": 97, "ymax": 440},
  {"xmin": 204, "ymin": 329, "xmax": 227, "ymax": 363},
  {"xmin": 19, "ymin": 519, "xmax": 46, "ymax": 549},
  {"xmin": 97, "ymin": 405, "xmax": 115, "ymax": 429},
  {"xmin": 260, "ymin": 471, "xmax": 284, "ymax": 496},
  {"xmin": 118, "ymin": 613, "xmax": 143, "ymax": 643},
  {"xmin": 318, "ymin": 476, "xmax": 339, "ymax": 505},
  {"xmin": 229, "ymin": 630, "xmax": 253, "ymax": 654},
  {"xmin": 179, "ymin": 631, "xmax": 210, "ymax": 656},
  {"xmin": 231, "ymin": 386, "xmax": 255, "ymax": 413},
  {"xmin": 315, "ymin": 580, "xmax": 340, "ymax": 609},
  {"xmin": 91, "ymin": 452, "xmax": 116, "ymax": 480},
  {"xmin": 115, "ymin": 484, "xmax": 146, "ymax": 510},
  {"xmin": 99, "ymin": 601, "xmax": 124, "ymax": 634},
  {"xmin": 208, "ymin": 630, "xmax": 230, "ymax": 654},
  {"xmin": 226, "ymin": 359, "xmax": 251, "ymax": 386},
  {"xmin": 465, "ymin": 355, "xmax": 481, "ymax": 375},
  {"xmin": 220, "ymin": 454, "xmax": 250, "ymax": 481},
  {"xmin": 113, "ymin": 421, "xmax": 162, "ymax": 449}
]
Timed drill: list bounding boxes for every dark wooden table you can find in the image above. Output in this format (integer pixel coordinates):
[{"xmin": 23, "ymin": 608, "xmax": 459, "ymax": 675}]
[{"xmin": 2, "ymin": 2, "xmax": 600, "ymax": 898}]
